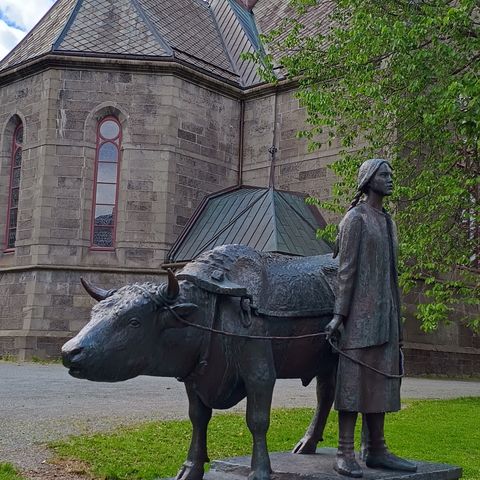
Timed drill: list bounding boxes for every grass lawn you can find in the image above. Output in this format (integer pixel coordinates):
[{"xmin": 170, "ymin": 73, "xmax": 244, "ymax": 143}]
[
  {"xmin": 51, "ymin": 397, "xmax": 480, "ymax": 480},
  {"xmin": 0, "ymin": 464, "xmax": 23, "ymax": 480}
]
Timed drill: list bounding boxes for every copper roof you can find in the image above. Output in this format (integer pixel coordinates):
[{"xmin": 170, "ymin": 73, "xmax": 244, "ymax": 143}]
[{"xmin": 167, "ymin": 185, "xmax": 332, "ymax": 263}]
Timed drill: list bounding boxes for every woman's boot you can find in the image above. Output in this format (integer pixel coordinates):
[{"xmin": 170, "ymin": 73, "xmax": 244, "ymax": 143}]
[
  {"xmin": 335, "ymin": 411, "xmax": 363, "ymax": 478},
  {"xmin": 365, "ymin": 413, "xmax": 417, "ymax": 472}
]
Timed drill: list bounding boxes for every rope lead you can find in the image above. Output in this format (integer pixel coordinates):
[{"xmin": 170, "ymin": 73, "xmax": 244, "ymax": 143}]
[{"xmin": 164, "ymin": 302, "xmax": 403, "ymax": 379}]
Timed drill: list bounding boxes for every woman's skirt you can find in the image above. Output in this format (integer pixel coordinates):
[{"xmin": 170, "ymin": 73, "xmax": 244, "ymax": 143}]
[{"xmin": 334, "ymin": 339, "xmax": 401, "ymax": 413}]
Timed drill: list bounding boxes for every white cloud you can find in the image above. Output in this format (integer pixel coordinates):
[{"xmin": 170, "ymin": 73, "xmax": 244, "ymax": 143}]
[
  {"xmin": 0, "ymin": 18, "xmax": 25, "ymax": 60},
  {"xmin": 0, "ymin": 0, "xmax": 55, "ymax": 59},
  {"xmin": 0, "ymin": 0, "xmax": 55, "ymax": 30}
]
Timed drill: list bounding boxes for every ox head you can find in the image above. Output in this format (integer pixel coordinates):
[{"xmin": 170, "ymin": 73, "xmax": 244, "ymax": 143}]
[{"xmin": 62, "ymin": 270, "xmax": 197, "ymax": 382}]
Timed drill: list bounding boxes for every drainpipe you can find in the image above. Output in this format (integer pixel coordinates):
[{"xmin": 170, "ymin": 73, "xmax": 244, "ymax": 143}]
[{"xmin": 237, "ymin": 98, "xmax": 245, "ymax": 186}]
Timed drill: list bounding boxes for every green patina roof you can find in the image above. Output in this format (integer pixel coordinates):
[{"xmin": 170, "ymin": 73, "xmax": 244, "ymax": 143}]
[{"xmin": 167, "ymin": 185, "xmax": 332, "ymax": 263}]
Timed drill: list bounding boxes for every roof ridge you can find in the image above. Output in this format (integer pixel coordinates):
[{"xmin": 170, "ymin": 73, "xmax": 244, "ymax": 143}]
[
  {"xmin": 209, "ymin": 0, "xmax": 242, "ymax": 83},
  {"xmin": 269, "ymin": 187, "xmax": 279, "ymax": 251},
  {"xmin": 228, "ymin": 0, "xmax": 262, "ymax": 52},
  {"xmin": 53, "ymin": 0, "xmax": 83, "ymax": 50},
  {"xmin": 276, "ymin": 190, "xmax": 319, "ymax": 233},
  {"xmin": 129, "ymin": 0, "xmax": 174, "ymax": 56},
  {"xmin": 173, "ymin": 46, "xmax": 239, "ymax": 76},
  {"xmin": 210, "ymin": 0, "xmax": 263, "ymax": 87},
  {"xmin": 54, "ymin": 0, "xmax": 172, "ymax": 59}
]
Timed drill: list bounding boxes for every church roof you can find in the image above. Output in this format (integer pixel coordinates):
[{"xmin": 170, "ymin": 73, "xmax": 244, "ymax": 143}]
[
  {"xmin": 254, "ymin": 1, "xmax": 333, "ymax": 41},
  {"xmin": 166, "ymin": 185, "xmax": 333, "ymax": 263},
  {"xmin": 0, "ymin": 0, "xmax": 268, "ymax": 87}
]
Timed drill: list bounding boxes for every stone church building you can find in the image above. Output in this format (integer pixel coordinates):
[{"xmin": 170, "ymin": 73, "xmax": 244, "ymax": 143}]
[{"xmin": 0, "ymin": 0, "xmax": 478, "ymax": 373}]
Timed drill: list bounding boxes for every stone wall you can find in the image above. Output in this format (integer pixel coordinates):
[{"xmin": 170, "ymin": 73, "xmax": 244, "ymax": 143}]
[
  {"xmin": 403, "ymin": 294, "xmax": 480, "ymax": 376},
  {"xmin": 0, "ymin": 71, "xmax": 49, "ymax": 269},
  {"xmin": 168, "ymin": 80, "xmax": 240, "ymax": 241},
  {"xmin": 0, "ymin": 68, "xmax": 239, "ymax": 270},
  {"xmin": 404, "ymin": 347, "xmax": 480, "ymax": 377},
  {"xmin": 242, "ymin": 89, "xmax": 340, "ymax": 224},
  {"xmin": 42, "ymin": 68, "xmax": 239, "ymax": 266},
  {"xmin": 0, "ymin": 268, "xmax": 167, "ymax": 360},
  {"xmin": 0, "ymin": 66, "xmax": 478, "ymax": 372},
  {"xmin": 0, "ymin": 66, "xmax": 240, "ymax": 359}
]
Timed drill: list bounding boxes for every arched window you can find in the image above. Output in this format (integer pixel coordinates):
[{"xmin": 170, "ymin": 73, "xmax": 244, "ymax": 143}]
[
  {"xmin": 5, "ymin": 122, "xmax": 23, "ymax": 250},
  {"xmin": 91, "ymin": 117, "xmax": 121, "ymax": 249}
]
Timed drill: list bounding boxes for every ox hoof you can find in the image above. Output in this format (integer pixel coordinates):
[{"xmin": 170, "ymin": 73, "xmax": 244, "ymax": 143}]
[
  {"xmin": 248, "ymin": 470, "xmax": 271, "ymax": 480},
  {"xmin": 176, "ymin": 461, "xmax": 204, "ymax": 480},
  {"xmin": 292, "ymin": 436, "xmax": 319, "ymax": 454}
]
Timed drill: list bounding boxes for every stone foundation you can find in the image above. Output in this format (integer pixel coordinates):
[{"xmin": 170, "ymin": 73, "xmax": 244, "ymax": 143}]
[
  {"xmin": 404, "ymin": 347, "xmax": 480, "ymax": 377},
  {"xmin": 163, "ymin": 448, "xmax": 462, "ymax": 480}
]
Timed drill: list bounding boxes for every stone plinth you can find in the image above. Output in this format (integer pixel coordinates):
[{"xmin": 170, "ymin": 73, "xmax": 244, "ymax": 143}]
[{"xmin": 164, "ymin": 448, "xmax": 462, "ymax": 479}]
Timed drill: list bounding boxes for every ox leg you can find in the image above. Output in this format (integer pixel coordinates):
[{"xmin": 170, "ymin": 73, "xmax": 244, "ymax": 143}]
[
  {"xmin": 176, "ymin": 383, "xmax": 212, "ymax": 480},
  {"xmin": 293, "ymin": 370, "xmax": 336, "ymax": 454},
  {"xmin": 241, "ymin": 342, "xmax": 275, "ymax": 480}
]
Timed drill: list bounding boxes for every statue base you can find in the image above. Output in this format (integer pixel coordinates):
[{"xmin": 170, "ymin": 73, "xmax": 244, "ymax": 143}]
[{"xmin": 164, "ymin": 448, "xmax": 462, "ymax": 479}]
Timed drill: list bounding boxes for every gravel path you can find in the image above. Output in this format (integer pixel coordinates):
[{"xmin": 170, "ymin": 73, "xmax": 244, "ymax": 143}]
[{"xmin": 1, "ymin": 362, "xmax": 479, "ymax": 472}]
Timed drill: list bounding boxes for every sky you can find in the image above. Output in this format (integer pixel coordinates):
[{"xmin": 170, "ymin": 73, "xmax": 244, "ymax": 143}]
[{"xmin": 0, "ymin": 0, "xmax": 55, "ymax": 60}]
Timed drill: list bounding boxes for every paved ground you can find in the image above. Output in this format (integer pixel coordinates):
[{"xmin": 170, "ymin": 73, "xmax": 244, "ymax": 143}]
[{"xmin": 1, "ymin": 362, "xmax": 479, "ymax": 472}]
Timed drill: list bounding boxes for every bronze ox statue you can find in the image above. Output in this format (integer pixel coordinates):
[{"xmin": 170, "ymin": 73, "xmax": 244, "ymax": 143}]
[{"xmin": 62, "ymin": 244, "xmax": 340, "ymax": 480}]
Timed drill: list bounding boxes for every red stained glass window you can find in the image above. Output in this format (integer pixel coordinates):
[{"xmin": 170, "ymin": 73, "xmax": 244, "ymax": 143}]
[
  {"xmin": 91, "ymin": 117, "xmax": 121, "ymax": 249},
  {"xmin": 5, "ymin": 123, "xmax": 23, "ymax": 250}
]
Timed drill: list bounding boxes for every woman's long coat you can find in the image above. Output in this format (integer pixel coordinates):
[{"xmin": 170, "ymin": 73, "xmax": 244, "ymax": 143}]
[{"xmin": 334, "ymin": 202, "xmax": 402, "ymax": 413}]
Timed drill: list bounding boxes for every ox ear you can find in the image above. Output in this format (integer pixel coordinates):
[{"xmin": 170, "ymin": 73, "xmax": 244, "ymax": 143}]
[
  {"xmin": 171, "ymin": 303, "xmax": 198, "ymax": 317},
  {"xmin": 81, "ymin": 277, "xmax": 117, "ymax": 302}
]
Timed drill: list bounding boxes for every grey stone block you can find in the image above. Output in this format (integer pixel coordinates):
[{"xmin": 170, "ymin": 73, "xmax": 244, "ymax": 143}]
[{"xmin": 160, "ymin": 449, "xmax": 462, "ymax": 479}]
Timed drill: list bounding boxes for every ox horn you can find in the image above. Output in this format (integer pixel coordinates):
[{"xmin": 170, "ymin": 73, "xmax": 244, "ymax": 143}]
[
  {"xmin": 166, "ymin": 268, "xmax": 179, "ymax": 299},
  {"xmin": 81, "ymin": 277, "xmax": 117, "ymax": 302}
]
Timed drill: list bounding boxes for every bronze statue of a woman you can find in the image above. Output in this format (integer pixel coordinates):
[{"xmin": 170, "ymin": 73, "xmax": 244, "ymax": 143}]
[{"xmin": 325, "ymin": 159, "xmax": 417, "ymax": 477}]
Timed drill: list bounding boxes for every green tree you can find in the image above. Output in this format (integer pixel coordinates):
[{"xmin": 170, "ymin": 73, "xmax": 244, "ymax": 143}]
[{"xmin": 256, "ymin": 0, "xmax": 480, "ymax": 331}]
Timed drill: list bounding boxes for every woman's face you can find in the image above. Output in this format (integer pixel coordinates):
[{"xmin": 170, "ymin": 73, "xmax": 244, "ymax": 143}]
[{"xmin": 368, "ymin": 163, "xmax": 393, "ymax": 196}]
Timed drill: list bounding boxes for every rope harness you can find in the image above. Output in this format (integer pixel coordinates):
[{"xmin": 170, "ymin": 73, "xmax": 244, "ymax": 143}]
[
  {"xmin": 328, "ymin": 337, "xmax": 404, "ymax": 379},
  {"xmin": 159, "ymin": 295, "xmax": 404, "ymax": 380}
]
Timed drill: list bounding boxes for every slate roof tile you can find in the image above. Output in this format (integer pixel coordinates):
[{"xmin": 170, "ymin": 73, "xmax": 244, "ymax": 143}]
[
  {"xmin": 0, "ymin": 0, "xmax": 332, "ymax": 87},
  {"xmin": 254, "ymin": 0, "xmax": 334, "ymax": 40},
  {"xmin": 58, "ymin": 0, "xmax": 170, "ymax": 57},
  {"xmin": 137, "ymin": 0, "xmax": 234, "ymax": 73},
  {"xmin": 211, "ymin": 0, "xmax": 262, "ymax": 87},
  {"xmin": 0, "ymin": 0, "xmax": 242, "ymax": 82},
  {"xmin": 174, "ymin": 51, "xmax": 239, "ymax": 82},
  {"xmin": 0, "ymin": 0, "xmax": 77, "ymax": 70}
]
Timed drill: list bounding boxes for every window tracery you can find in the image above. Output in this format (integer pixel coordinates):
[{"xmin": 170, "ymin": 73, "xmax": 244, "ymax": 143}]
[
  {"xmin": 91, "ymin": 117, "xmax": 121, "ymax": 249},
  {"xmin": 5, "ymin": 123, "xmax": 23, "ymax": 250}
]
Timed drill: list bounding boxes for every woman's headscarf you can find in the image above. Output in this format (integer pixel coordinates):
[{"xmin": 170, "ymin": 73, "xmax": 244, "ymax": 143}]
[
  {"xmin": 357, "ymin": 158, "xmax": 391, "ymax": 192},
  {"xmin": 333, "ymin": 158, "xmax": 392, "ymax": 257},
  {"xmin": 347, "ymin": 158, "xmax": 391, "ymax": 211}
]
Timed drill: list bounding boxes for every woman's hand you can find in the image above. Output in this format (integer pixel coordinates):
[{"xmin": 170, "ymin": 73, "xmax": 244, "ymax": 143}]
[{"xmin": 325, "ymin": 314, "xmax": 344, "ymax": 340}]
